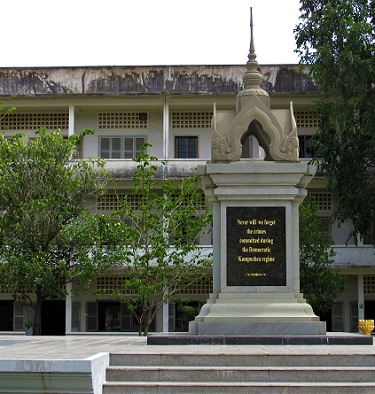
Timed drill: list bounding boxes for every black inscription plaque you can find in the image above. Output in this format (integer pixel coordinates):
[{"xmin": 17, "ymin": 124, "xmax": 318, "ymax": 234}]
[{"xmin": 226, "ymin": 206, "xmax": 286, "ymax": 286}]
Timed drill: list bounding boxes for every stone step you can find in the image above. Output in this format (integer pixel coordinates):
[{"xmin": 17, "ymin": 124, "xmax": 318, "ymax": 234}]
[
  {"xmin": 104, "ymin": 352, "xmax": 375, "ymax": 393},
  {"xmin": 109, "ymin": 353, "xmax": 375, "ymax": 367},
  {"xmin": 106, "ymin": 365, "xmax": 375, "ymax": 383},
  {"xmin": 103, "ymin": 381, "xmax": 375, "ymax": 394}
]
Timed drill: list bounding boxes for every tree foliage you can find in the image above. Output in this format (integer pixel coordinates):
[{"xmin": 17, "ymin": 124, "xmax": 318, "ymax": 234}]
[
  {"xmin": 0, "ymin": 127, "xmax": 109, "ymax": 335},
  {"xmin": 295, "ymin": 0, "xmax": 375, "ymax": 241},
  {"xmin": 104, "ymin": 144, "xmax": 212, "ymax": 335},
  {"xmin": 299, "ymin": 196, "xmax": 345, "ymax": 313}
]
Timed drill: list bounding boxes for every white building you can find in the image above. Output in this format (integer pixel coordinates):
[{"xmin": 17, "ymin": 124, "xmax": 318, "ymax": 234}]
[{"xmin": 0, "ymin": 63, "xmax": 373, "ymax": 334}]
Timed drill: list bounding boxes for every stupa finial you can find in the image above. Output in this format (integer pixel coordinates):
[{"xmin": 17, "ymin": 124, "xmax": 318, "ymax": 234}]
[
  {"xmin": 249, "ymin": 7, "xmax": 255, "ymax": 59},
  {"xmin": 242, "ymin": 7, "xmax": 263, "ymax": 91},
  {"xmin": 237, "ymin": 6, "xmax": 270, "ymax": 112}
]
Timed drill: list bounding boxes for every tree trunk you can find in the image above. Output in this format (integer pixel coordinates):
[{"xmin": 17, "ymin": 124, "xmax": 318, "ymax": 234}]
[
  {"xmin": 32, "ymin": 295, "xmax": 43, "ymax": 336},
  {"xmin": 143, "ymin": 307, "xmax": 154, "ymax": 336},
  {"xmin": 138, "ymin": 315, "xmax": 143, "ymax": 336}
]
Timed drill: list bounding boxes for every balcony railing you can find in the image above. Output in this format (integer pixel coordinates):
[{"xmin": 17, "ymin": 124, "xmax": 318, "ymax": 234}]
[
  {"xmin": 104, "ymin": 159, "xmax": 208, "ymax": 179},
  {"xmin": 332, "ymin": 245, "xmax": 375, "ymax": 268}
]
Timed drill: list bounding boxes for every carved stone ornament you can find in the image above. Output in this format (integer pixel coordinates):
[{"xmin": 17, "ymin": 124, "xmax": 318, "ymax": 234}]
[{"xmin": 212, "ymin": 96, "xmax": 299, "ymax": 162}]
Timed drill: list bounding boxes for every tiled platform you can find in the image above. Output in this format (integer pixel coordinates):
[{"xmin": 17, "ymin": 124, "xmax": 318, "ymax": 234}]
[
  {"xmin": 0, "ymin": 333, "xmax": 375, "ymax": 360},
  {"xmin": 0, "ymin": 334, "xmax": 146, "ymax": 360}
]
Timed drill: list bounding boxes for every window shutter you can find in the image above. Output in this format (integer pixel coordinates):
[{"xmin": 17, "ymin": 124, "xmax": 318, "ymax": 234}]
[
  {"xmin": 86, "ymin": 302, "xmax": 98, "ymax": 331},
  {"xmin": 14, "ymin": 302, "xmax": 24, "ymax": 331},
  {"xmin": 72, "ymin": 301, "xmax": 81, "ymax": 332},
  {"xmin": 121, "ymin": 304, "xmax": 133, "ymax": 331},
  {"xmin": 350, "ymin": 301, "xmax": 359, "ymax": 332},
  {"xmin": 124, "ymin": 138, "xmax": 134, "ymax": 159},
  {"xmin": 332, "ymin": 302, "xmax": 344, "ymax": 331},
  {"xmin": 135, "ymin": 137, "xmax": 145, "ymax": 156},
  {"xmin": 111, "ymin": 137, "xmax": 122, "ymax": 159},
  {"xmin": 100, "ymin": 137, "xmax": 110, "ymax": 159},
  {"xmin": 168, "ymin": 303, "xmax": 176, "ymax": 332},
  {"xmin": 22, "ymin": 306, "xmax": 35, "ymax": 331}
]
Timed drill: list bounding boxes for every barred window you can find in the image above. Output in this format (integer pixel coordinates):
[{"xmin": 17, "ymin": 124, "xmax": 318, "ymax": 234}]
[
  {"xmin": 298, "ymin": 135, "xmax": 316, "ymax": 158},
  {"xmin": 99, "ymin": 136, "xmax": 145, "ymax": 159},
  {"xmin": 175, "ymin": 136, "xmax": 198, "ymax": 158}
]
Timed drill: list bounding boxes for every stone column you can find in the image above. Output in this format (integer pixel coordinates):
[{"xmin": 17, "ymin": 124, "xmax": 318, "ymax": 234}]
[
  {"xmin": 358, "ymin": 274, "xmax": 365, "ymax": 321},
  {"xmin": 65, "ymin": 282, "xmax": 72, "ymax": 334},
  {"xmin": 68, "ymin": 105, "xmax": 75, "ymax": 137}
]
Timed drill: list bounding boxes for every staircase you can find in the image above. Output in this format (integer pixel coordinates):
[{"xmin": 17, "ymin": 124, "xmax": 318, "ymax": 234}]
[{"xmin": 103, "ymin": 352, "xmax": 375, "ymax": 393}]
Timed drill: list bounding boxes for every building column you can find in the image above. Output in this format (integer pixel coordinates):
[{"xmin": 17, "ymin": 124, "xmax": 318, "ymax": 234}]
[
  {"xmin": 68, "ymin": 105, "xmax": 75, "ymax": 137},
  {"xmin": 163, "ymin": 97, "xmax": 169, "ymax": 160},
  {"xmin": 65, "ymin": 282, "xmax": 72, "ymax": 334},
  {"xmin": 358, "ymin": 274, "xmax": 365, "ymax": 320},
  {"xmin": 162, "ymin": 302, "xmax": 169, "ymax": 332}
]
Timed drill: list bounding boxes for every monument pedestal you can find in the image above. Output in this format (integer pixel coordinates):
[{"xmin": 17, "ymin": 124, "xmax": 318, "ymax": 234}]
[
  {"xmin": 187, "ymin": 161, "xmax": 326, "ymax": 337},
  {"xmin": 189, "ymin": 292, "xmax": 326, "ymax": 335}
]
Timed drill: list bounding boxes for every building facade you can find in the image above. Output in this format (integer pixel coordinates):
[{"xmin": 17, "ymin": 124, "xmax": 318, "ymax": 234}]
[{"xmin": 0, "ymin": 64, "xmax": 373, "ymax": 334}]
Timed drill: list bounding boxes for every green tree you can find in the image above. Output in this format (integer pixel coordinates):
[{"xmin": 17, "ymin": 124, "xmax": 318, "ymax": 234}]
[
  {"xmin": 105, "ymin": 144, "xmax": 212, "ymax": 336},
  {"xmin": 294, "ymin": 0, "xmax": 375, "ymax": 242},
  {"xmin": 0, "ymin": 128, "xmax": 109, "ymax": 335},
  {"xmin": 0, "ymin": 102, "xmax": 16, "ymax": 122},
  {"xmin": 299, "ymin": 196, "xmax": 345, "ymax": 313}
]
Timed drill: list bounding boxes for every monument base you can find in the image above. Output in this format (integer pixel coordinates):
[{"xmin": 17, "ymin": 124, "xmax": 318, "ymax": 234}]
[
  {"xmin": 188, "ymin": 292, "xmax": 326, "ymax": 336},
  {"xmin": 189, "ymin": 321, "xmax": 326, "ymax": 336},
  {"xmin": 147, "ymin": 333, "xmax": 373, "ymax": 346}
]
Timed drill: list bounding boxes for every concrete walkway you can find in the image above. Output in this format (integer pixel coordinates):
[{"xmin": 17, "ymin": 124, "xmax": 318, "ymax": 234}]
[{"xmin": 1, "ymin": 334, "xmax": 375, "ymax": 360}]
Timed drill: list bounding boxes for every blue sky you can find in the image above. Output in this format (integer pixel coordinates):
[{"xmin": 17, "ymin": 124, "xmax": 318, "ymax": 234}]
[{"xmin": 1, "ymin": 0, "xmax": 301, "ymax": 67}]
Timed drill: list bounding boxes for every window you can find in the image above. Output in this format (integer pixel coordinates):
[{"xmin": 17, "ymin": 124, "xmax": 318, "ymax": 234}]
[
  {"xmin": 308, "ymin": 192, "xmax": 332, "ymax": 212},
  {"xmin": 171, "ymin": 111, "xmax": 212, "ymax": 129},
  {"xmin": 97, "ymin": 193, "xmax": 143, "ymax": 211},
  {"xmin": 350, "ymin": 301, "xmax": 359, "ymax": 332},
  {"xmin": 0, "ymin": 112, "xmax": 69, "ymax": 131},
  {"xmin": 298, "ymin": 135, "xmax": 316, "ymax": 158},
  {"xmin": 99, "ymin": 136, "xmax": 145, "ymax": 159},
  {"xmin": 241, "ymin": 135, "xmax": 265, "ymax": 159},
  {"xmin": 364, "ymin": 276, "xmax": 375, "ymax": 295},
  {"xmin": 241, "ymin": 135, "xmax": 254, "ymax": 158},
  {"xmin": 318, "ymin": 217, "xmax": 332, "ymax": 238},
  {"xmin": 72, "ymin": 301, "xmax": 81, "ymax": 332},
  {"xmin": 294, "ymin": 110, "xmax": 319, "ymax": 129},
  {"xmin": 331, "ymin": 302, "xmax": 344, "ymax": 331},
  {"xmin": 175, "ymin": 136, "xmax": 198, "ymax": 158},
  {"xmin": 98, "ymin": 112, "xmax": 148, "ymax": 130}
]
